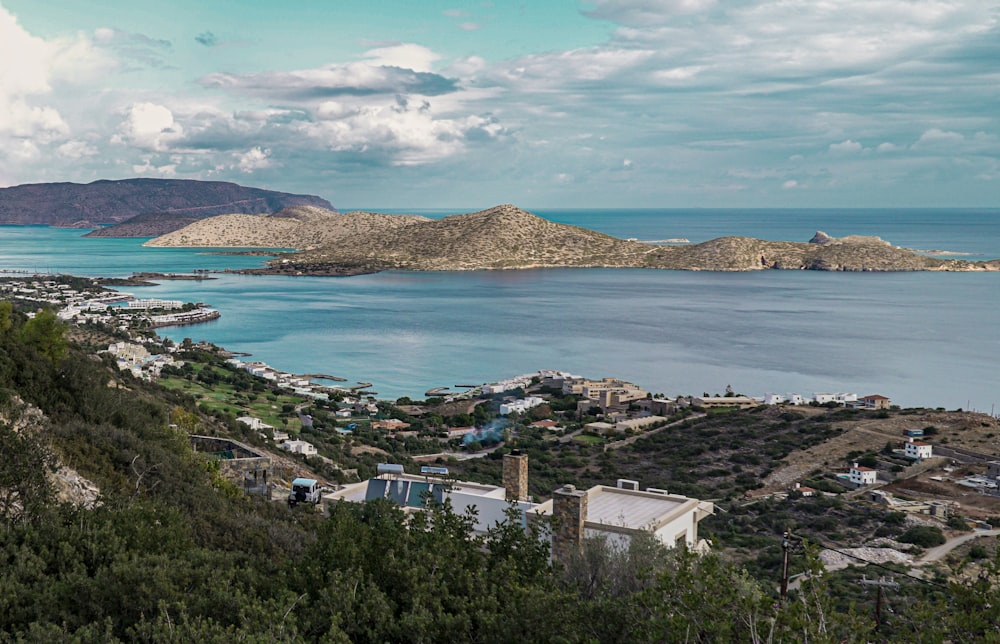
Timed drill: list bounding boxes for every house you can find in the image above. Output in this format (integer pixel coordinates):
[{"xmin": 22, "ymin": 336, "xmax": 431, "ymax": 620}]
[
  {"xmin": 529, "ymin": 479, "xmax": 714, "ymax": 560},
  {"xmin": 692, "ymin": 396, "xmax": 758, "ymax": 410},
  {"xmin": 499, "ymin": 396, "xmax": 544, "ymax": 415},
  {"xmin": 849, "ymin": 463, "xmax": 878, "ymax": 486},
  {"xmin": 334, "ymin": 409, "xmax": 352, "ymax": 418},
  {"xmin": 280, "ymin": 440, "xmax": 317, "ymax": 456},
  {"xmin": 236, "ymin": 416, "xmax": 274, "ymax": 432},
  {"xmin": 372, "ymin": 419, "xmax": 411, "ymax": 431},
  {"xmin": 614, "ymin": 416, "xmax": 667, "ymax": 432},
  {"xmin": 792, "ymin": 482, "xmax": 816, "ymax": 497},
  {"xmin": 856, "ymin": 394, "xmax": 891, "ymax": 410},
  {"xmin": 447, "ymin": 426, "xmax": 477, "ymax": 439},
  {"xmin": 328, "ymin": 454, "xmax": 713, "ymax": 562},
  {"xmin": 764, "ymin": 393, "xmax": 787, "ymax": 405},
  {"xmin": 903, "ymin": 437, "xmax": 933, "ymax": 460},
  {"xmin": 530, "ymin": 420, "xmax": 560, "ymax": 430}
]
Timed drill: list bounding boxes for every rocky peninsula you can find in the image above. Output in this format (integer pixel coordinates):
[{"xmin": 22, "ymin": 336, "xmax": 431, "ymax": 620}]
[{"xmin": 144, "ymin": 204, "xmax": 1000, "ymax": 274}]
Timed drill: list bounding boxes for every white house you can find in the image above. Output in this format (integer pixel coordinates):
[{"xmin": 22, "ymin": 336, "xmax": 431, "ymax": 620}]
[
  {"xmin": 499, "ymin": 396, "xmax": 545, "ymax": 415},
  {"xmin": 904, "ymin": 438, "xmax": 933, "ymax": 460},
  {"xmin": 788, "ymin": 394, "xmax": 806, "ymax": 405},
  {"xmin": 764, "ymin": 393, "xmax": 786, "ymax": 405},
  {"xmin": 280, "ymin": 440, "xmax": 317, "ymax": 456},
  {"xmin": 849, "ymin": 463, "xmax": 878, "ymax": 486},
  {"xmin": 236, "ymin": 416, "xmax": 274, "ymax": 432}
]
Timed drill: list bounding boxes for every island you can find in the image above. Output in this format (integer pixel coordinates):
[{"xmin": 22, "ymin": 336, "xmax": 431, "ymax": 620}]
[{"xmin": 143, "ymin": 203, "xmax": 1000, "ymax": 274}]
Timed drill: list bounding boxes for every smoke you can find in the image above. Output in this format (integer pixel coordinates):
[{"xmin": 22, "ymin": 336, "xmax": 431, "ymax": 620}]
[{"xmin": 462, "ymin": 419, "xmax": 508, "ymax": 446}]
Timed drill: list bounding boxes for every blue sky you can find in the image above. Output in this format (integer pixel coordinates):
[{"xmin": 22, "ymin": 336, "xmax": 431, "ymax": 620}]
[{"xmin": 1, "ymin": 0, "xmax": 998, "ymax": 208}]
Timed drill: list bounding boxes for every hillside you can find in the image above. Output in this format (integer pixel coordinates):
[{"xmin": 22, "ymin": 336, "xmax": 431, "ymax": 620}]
[
  {"xmin": 0, "ymin": 178, "xmax": 333, "ymax": 228},
  {"xmin": 145, "ymin": 206, "xmax": 430, "ymax": 249},
  {"xmin": 83, "ymin": 211, "xmax": 200, "ymax": 238},
  {"xmin": 145, "ymin": 204, "xmax": 1000, "ymax": 273}
]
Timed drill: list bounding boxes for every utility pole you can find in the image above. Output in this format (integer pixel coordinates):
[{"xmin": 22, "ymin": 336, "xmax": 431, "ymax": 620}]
[
  {"xmin": 859, "ymin": 575, "xmax": 899, "ymax": 630},
  {"xmin": 780, "ymin": 530, "xmax": 791, "ymax": 604}
]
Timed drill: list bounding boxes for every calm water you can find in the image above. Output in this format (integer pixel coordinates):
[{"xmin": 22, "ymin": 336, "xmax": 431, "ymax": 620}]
[{"xmin": 1, "ymin": 210, "xmax": 998, "ymax": 411}]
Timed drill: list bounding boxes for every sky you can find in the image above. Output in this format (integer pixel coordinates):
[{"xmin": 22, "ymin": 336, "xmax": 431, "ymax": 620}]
[{"xmin": 1, "ymin": 0, "xmax": 998, "ymax": 209}]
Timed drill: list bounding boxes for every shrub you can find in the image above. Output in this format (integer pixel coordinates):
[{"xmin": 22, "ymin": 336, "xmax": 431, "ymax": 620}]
[{"xmin": 898, "ymin": 525, "xmax": 946, "ymax": 547}]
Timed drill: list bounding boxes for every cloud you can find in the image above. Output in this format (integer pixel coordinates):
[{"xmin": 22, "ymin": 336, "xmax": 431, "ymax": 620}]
[
  {"xmin": 112, "ymin": 102, "xmax": 184, "ymax": 151},
  {"xmin": 0, "ymin": 4, "xmax": 109, "ymax": 164},
  {"xmin": 913, "ymin": 128, "xmax": 965, "ymax": 149},
  {"xmin": 201, "ymin": 58, "xmax": 458, "ymax": 99},
  {"xmin": 360, "ymin": 43, "xmax": 441, "ymax": 73},
  {"xmin": 782, "ymin": 180, "xmax": 799, "ymax": 189},
  {"xmin": 458, "ymin": 22, "xmax": 480, "ymax": 31},
  {"xmin": 195, "ymin": 31, "xmax": 218, "ymax": 47},
  {"xmin": 829, "ymin": 139, "xmax": 863, "ymax": 154},
  {"xmin": 583, "ymin": 0, "xmax": 718, "ymax": 26},
  {"xmin": 297, "ymin": 98, "xmax": 502, "ymax": 165},
  {"xmin": 92, "ymin": 26, "xmax": 171, "ymax": 68},
  {"xmin": 56, "ymin": 140, "xmax": 99, "ymax": 159},
  {"xmin": 235, "ymin": 146, "xmax": 273, "ymax": 173}
]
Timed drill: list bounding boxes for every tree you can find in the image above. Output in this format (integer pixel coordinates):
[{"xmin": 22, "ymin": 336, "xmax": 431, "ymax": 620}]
[
  {"xmin": 0, "ymin": 419, "xmax": 54, "ymax": 524},
  {"xmin": 19, "ymin": 309, "xmax": 68, "ymax": 364}
]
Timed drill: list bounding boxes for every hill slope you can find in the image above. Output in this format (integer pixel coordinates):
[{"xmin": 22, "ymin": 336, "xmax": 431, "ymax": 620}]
[
  {"xmin": 144, "ymin": 204, "xmax": 1000, "ymax": 273},
  {"xmin": 145, "ymin": 206, "xmax": 430, "ymax": 249},
  {"xmin": 0, "ymin": 178, "xmax": 333, "ymax": 229}
]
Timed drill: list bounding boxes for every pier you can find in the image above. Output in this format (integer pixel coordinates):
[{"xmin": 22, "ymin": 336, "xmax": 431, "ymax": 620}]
[{"xmin": 301, "ymin": 373, "xmax": 348, "ymax": 382}]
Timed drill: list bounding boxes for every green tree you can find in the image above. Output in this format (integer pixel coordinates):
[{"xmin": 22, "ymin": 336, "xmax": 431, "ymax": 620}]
[
  {"xmin": 20, "ymin": 308, "xmax": 68, "ymax": 364},
  {"xmin": 0, "ymin": 419, "xmax": 54, "ymax": 524}
]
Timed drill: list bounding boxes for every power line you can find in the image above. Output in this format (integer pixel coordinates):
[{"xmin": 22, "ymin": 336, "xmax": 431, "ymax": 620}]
[{"xmin": 787, "ymin": 532, "xmax": 951, "ymax": 590}]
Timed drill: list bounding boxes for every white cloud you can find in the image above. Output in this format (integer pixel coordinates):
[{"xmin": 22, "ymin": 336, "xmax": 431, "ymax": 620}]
[
  {"xmin": 0, "ymin": 5, "xmax": 108, "ymax": 147},
  {"xmin": 876, "ymin": 142, "xmax": 900, "ymax": 153},
  {"xmin": 235, "ymin": 146, "xmax": 273, "ymax": 173},
  {"xmin": 132, "ymin": 158, "xmax": 177, "ymax": 176},
  {"xmin": 113, "ymin": 102, "xmax": 184, "ymax": 151},
  {"xmin": 584, "ymin": 0, "xmax": 718, "ymax": 26},
  {"xmin": 913, "ymin": 128, "xmax": 965, "ymax": 149},
  {"xmin": 782, "ymin": 180, "xmax": 799, "ymax": 189},
  {"xmin": 361, "ymin": 43, "xmax": 441, "ymax": 73},
  {"xmin": 298, "ymin": 99, "xmax": 498, "ymax": 165},
  {"xmin": 829, "ymin": 139, "xmax": 863, "ymax": 154},
  {"xmin": 56, "ymin": 140, "xmax": 99, "ymax": 159}
]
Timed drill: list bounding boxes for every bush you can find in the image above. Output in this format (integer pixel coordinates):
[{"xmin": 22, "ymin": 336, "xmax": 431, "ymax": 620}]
[{"xmin": 898, "ymin": 525, "xmax": 946, "ymax": 547}]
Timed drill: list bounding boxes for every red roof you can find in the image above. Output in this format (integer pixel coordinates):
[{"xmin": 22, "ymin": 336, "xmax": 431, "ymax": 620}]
[
  {"xmin": 861, "ymin": 394, "xmax": 890, "ymax": 400},
  {"xmin": 531, "ymin": 420, "xmax": 559, "ymax": 428},
  {"xmin": 852, "ymin": 465, "xmax": 876, "ymax": 472}
]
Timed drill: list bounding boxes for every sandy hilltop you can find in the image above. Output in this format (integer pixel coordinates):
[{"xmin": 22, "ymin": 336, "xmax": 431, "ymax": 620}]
[{"xmin": 144, "ymin": 204, "xmax": 1000, "ymax": 274}]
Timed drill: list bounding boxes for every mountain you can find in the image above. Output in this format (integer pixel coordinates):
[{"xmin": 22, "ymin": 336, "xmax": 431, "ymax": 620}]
[
  {"xmin": 0, "ymin": 178, "xmax": 333, "ymax": 229},
  {"xmin": 143, "ymin": 204, "xmax": 1000, "ymax": 273}
]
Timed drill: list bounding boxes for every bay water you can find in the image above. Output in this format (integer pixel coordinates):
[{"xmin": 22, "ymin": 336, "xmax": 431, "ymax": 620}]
[{"xmin": 1, "ymin": 209, "xmax": 998, "ymax": 411}]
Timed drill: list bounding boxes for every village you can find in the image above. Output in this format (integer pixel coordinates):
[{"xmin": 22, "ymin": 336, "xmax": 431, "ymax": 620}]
[{"xmin": 6, "ymin": 273, "xmax": 1000, "ymax": 581}]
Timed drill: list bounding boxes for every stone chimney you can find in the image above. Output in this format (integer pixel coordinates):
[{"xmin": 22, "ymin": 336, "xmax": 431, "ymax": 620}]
[
  {"xmin": 503, "ymin": 450, "xmax": 529, "ymax": 502},
  {"xmin": 551, "ymin": 484, "xmax": 588, "ymax": 562}
]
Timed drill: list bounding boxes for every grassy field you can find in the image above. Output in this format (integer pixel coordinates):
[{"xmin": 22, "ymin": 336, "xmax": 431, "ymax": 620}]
[{"xmin": 159, "ymin": 363, "xmax": 307, "ymax": 432}]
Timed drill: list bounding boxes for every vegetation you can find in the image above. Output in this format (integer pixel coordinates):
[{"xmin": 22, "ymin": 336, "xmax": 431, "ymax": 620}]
[{"xmin": 4, "ymin": 298, "xmax": 1000, "ymax": 641}]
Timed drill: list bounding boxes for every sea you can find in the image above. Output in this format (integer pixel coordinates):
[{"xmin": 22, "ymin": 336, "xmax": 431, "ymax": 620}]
[{"xmin": 1, "ymin": 208, "xmax": 998, "ymax": 412}]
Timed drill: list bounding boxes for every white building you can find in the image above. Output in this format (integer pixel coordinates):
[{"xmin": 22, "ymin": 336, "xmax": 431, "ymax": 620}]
[
  {"xmin": 530, "ymin": 480, "xmax": 714, "ymax": 555},
  {"xmin": 236, "ymin": 416, "xmax": 274, "ymax": 432},
  {"xmin": 904, "ymin": 438, "xmax": 933, "ymax": 460},
  {"xmin": 849, "ymin": 463, "xmax": 878, "ymax": 486},
  {"xmin": 328, "ymin": 455, "xmax": 713, "ymax": 561},
  {"xmin": 126, "ymin": 298, "xmax": 183, "ymax": 310},
  {"xmin": 280, "ymin": 440, "xmax": 317, "ymax": 456},
  {"xmin": 499, "ymin": 396, "xmax": 545, "ymax": 415}
]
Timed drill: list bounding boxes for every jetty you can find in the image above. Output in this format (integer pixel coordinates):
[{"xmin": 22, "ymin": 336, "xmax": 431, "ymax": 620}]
[
  {"xmin": 425, "ymin": 387, "xmax": 452, "ymax": 396},
  {"xmin": 301, "ymin": 373, "xmax": 348, "ymax": 382}
]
